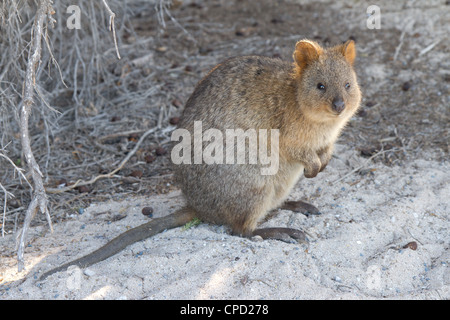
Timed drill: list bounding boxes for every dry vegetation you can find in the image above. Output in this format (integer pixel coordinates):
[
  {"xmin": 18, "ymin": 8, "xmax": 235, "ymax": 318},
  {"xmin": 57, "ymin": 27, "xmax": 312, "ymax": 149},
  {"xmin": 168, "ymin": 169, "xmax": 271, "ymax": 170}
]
[
  {"xmin": 0, "ymin": 0, "xmax": 179, "ymax": 234},
  {"xmin": 0, "ymin": 0, "xmax": 448, "ymax": 268}
]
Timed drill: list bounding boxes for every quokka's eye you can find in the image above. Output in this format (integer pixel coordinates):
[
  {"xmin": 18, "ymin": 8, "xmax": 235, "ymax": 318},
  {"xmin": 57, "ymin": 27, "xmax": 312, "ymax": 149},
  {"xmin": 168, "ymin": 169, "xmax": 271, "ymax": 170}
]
[
  {"xmin": 317, "ymin": 83, "xmax": 325, "ymax": 90},
  {"xmin": 345, "ymin": 83, "xmax": 351, "ymax": 90}
]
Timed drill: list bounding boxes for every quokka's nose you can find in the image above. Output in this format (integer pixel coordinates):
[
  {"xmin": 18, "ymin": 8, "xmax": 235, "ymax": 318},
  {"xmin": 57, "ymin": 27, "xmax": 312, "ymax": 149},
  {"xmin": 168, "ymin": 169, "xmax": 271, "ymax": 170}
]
[{"xmin": 332, "ymin": 98, "xmax": 345, "ymax": 113}]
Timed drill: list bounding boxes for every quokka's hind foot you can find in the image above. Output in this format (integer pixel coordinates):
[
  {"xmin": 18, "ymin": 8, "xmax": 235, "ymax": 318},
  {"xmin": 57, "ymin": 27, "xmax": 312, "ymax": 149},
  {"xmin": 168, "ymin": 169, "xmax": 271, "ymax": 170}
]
[{"xmin": 252, "ymin": 227, "xmax": 307, "ymax": 244}]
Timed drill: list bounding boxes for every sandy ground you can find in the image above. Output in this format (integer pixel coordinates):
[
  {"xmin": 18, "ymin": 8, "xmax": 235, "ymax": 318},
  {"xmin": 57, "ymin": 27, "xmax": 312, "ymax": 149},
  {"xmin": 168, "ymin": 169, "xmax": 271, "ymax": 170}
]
[
  {"xmin": 0, "ymin": 145, "xmax": 448, "ymax": 299},
  {"xmin": 0, "ymin": 0, "xmax": 448, "ymax": 301}
]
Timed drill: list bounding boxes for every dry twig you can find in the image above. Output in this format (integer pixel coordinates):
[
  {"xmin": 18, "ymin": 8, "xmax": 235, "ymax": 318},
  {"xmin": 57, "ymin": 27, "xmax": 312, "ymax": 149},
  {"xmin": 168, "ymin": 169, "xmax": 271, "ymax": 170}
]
[
  {"xmin": 102, "ymin": 0, "xmax": 121, "ymax": 59},
  {"xmin": 393, "ymin": 19, "xmax": 415, "ymax": 62}
]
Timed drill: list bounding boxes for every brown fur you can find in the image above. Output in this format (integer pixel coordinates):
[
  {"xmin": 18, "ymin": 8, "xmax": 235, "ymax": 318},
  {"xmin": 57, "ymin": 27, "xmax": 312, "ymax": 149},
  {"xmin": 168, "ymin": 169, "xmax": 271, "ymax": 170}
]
[
  {"xmin": 40, "ymin": 40, "xmax": 361, "ymax": 280},
  {"xmin": 176, "ymin": 39, "xmax": 361, "ymax": 235}
]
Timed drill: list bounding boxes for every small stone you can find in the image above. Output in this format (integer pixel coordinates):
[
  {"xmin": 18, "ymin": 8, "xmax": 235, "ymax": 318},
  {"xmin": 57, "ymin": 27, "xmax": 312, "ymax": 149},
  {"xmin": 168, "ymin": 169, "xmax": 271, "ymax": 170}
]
[
  {"xmin": 403, "ymin": 241, "xmax": 418, "ymax": 250},
  {"xmin": 142, "ymin": 207, "xmax": 154, "ymax": 217},
  {"xmin": 235, "ymin": 29, "xmax": 245, "ymax": 37},
  {"xmin": 84, "ymin": 269, "xmax": 96, "ymax": 277},
  {"xmin": 401, "ymin": 81, "xmax": 411, "ymax": 91}
]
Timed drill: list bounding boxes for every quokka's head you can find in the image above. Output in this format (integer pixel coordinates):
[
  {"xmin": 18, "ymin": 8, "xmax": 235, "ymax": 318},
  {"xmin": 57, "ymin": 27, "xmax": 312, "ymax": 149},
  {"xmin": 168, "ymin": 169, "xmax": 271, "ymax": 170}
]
[{"xmin": 293, "ymin": 39, "xmax": 362, "ymax": 123}]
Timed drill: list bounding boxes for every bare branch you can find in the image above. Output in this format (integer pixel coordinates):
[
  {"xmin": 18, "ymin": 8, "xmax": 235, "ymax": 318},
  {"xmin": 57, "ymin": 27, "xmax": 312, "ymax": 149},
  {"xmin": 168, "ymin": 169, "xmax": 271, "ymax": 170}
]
[
  {"xmin": 102, "ymin": 0, "xmax": 121, "ymax": 59},
  {"xmin": 17, "ymin": 0, "xmax": 54, "ymax": 272}
]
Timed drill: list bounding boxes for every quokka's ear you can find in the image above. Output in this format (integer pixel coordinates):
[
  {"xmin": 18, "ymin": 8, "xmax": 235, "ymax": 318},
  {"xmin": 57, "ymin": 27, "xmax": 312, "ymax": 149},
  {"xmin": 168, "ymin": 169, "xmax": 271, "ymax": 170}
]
[
  {"xmin": 339, "ymin": 39, "xmax": 356, "ymax": 65},
  {"xmin": 293, "ymin": 40, "xmax": 323, "ymax": 70}
]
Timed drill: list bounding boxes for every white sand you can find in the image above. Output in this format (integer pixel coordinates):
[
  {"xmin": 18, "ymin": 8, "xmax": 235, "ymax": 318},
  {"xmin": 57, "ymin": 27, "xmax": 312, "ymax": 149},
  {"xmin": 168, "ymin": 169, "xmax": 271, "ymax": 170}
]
[{"xmin": 0, "ymin": 145, "xmax": 448, "ymax": 299}]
